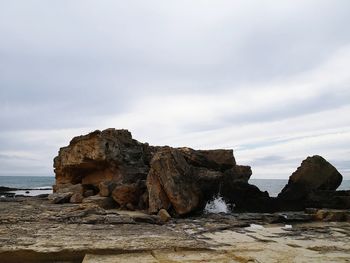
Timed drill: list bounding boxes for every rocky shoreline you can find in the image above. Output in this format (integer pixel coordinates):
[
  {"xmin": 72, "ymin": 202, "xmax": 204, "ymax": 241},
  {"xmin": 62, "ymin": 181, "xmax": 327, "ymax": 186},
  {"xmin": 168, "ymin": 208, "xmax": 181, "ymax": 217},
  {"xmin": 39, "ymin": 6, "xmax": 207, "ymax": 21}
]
[
  {"xmin": 1, "ymin": 195, "xmax": 350, "ymax": 262},
  {"xmin": 1, "ymin": 128, "xmax": 350, "ymax": 262},
  {"xmin": 50, "ymin": 128, "xmax": 350, "ymax": 215}
]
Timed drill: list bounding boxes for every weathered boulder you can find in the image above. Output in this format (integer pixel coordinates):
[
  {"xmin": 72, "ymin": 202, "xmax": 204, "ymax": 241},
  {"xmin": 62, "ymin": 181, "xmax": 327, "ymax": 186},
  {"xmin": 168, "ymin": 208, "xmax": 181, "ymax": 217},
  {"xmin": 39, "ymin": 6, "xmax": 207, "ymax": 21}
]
[
  {"xmin": 147, "ymin": 147, "xmax": 202, "ymax": 215},
  {"xmin": 278, "ymin": 155, "xmax": 342, "ymax": 201},
  {"xmin": 53, "ymin": 128, "xmax": 256, "ymax": 215},
  {"xmin": 54, "ymin": 129, "xmax": 151, "ymax": 187},
  {"xmin": 53, "ymin": 129, "xmax": 153, "ymax": 208},
  {"xmin": 147, "ymin": 147, "xmax": 243, "ymax": 215}
]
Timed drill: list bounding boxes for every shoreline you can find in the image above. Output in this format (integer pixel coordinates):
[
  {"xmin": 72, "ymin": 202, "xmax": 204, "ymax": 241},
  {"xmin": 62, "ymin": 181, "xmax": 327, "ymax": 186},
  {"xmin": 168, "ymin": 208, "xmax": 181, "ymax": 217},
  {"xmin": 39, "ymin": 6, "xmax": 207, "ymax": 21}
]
[
  {"xmin": 1, "ymin": 195, "xmax": 349, "ymax": 262},
  {"xmin": 0, "ymin": 186, "xmax": 52, "ymax": 197}
]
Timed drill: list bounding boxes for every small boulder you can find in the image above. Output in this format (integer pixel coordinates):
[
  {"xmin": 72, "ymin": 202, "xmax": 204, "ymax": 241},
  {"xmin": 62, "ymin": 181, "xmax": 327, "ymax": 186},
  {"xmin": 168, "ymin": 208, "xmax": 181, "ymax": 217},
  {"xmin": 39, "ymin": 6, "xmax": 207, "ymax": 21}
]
[
  {"xmin": 158, "ymin": 209, "xmax": 171, "ymax": 223},
  {"xmin": 52, "ymin": 183, "xmax": 86, "ymax": 204},
  {"xmin": 48, "ymin": 192, "xmax": 73, "ymax": 204}
]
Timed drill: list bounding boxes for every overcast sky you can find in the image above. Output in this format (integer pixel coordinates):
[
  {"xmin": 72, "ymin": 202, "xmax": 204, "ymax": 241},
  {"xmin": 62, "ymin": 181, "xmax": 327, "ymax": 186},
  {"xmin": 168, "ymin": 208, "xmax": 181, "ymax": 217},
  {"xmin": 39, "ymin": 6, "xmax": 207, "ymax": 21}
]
[{"xmin": 1, "ymin": 1, "xmax": 350, "ymax": 179}]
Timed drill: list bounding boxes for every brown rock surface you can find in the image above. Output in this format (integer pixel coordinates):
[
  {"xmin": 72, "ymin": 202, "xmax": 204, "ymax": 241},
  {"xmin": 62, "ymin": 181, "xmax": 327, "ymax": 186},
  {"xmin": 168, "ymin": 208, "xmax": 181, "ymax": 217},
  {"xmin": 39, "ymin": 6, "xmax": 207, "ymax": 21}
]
[
  {"xmin": 48, "ymin": 192, "xmax": 73, "ymax": 204},
  {"xmin": 98, "ymin": 181, "xmax": 117, "ymax": 197},
  {"xmin": 278, "ymin": 155, "xmax": 343, "ymax": 201},
  {"xmin": 52, "ymin": 128, "xmax": 262, "ymax": 215},
  {"xmin": 231, "ymin": 165, "xmax": 252, "ymax": 183},
  {"xmin": 53, "ymin": 129, "xmax": 152, "ymax": 207},
  {"xmin": 147, "ymin": 147, "xmax": 201, "ymax": 215},
  {"xmin": 313, "ymin": 209, "xmax": 350, "ymax": 222},
  {"xmin": 158, "ymin": 209, "xmax": 171, "ymax": 223},
  {"xmin": 147, "ymin": 147, "xmax": 240, "ymax": 215},
  {"xmin": 1, "ymin": 197, "xmax": 350, "ymax": 263},
  {"xmin": 54, "ymin": 129, "xmax": 150, "ymax": 186},
  {"xmin": 54, "ymin": 183, "xmax": 84, "ymax": 195},
  {"xmin": 179, "ymin": 147, "xmax": 236, "ymax": 170},
  {"xmin": 111, "ymin": 182, "xmax": 145, "ymax": 208},
  {"xmin": 82, "ymin": 195, "xmax": 117, "ymax": 209},
  {"xmin": 70, "ymin": 193, "xmax": 84, "ymax": 203}
]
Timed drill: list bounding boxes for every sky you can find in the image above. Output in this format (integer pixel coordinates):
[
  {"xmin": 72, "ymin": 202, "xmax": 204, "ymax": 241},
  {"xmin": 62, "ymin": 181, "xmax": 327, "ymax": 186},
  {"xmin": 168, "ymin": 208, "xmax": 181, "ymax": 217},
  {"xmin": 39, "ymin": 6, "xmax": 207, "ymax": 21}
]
[{"xmin": 0, "ymin": 0, "xmax": 350, "ymax": 179}]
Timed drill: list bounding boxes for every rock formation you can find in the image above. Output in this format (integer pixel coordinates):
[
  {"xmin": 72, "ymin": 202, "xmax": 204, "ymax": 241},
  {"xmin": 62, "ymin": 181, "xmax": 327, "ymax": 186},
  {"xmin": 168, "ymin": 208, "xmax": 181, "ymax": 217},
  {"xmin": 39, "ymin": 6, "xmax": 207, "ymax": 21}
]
[
  {"xmin": 52, "ymin": 128, "xmax": 346, "ymax": 215},
  {"xmin": 278, "ymin": 155, "xmax": 342, "ymax": 201},
  {"xmin": 53, "ymin": 129, "xmax": 153, "ymax": 209},
  {"xmin": 277, "ymin": 155, "xmax": 345, "ymax": 210},
  {"xmin": 147, "ymin": 147, "xmax": 235, "ymax": 215},
  {"xmin": 52, "ymin": 128, "xmax": 251, "ymax": 215}
]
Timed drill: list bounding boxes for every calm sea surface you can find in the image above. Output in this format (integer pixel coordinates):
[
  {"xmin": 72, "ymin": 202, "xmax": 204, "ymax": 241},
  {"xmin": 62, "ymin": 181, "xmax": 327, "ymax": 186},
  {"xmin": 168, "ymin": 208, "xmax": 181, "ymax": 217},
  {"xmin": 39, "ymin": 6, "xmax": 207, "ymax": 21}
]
[
  {"xmin": 0, "ymin": 176, "xmax": 349, "ymax": 197},
  {"xmin": 250, "ymin": 179, "xmax": 350, "ymax": 197},
  {"xmin": 0, "ymin": 176, "xmax": 55, "ymax": 196}
]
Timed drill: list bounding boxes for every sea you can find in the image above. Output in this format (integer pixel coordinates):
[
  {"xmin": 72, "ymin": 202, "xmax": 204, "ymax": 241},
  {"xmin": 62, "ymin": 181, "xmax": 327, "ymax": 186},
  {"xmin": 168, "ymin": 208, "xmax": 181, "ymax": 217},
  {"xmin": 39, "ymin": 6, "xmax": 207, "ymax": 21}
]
[
  {"xmin": 0, "ymin": 176, "xmax": 350, "ymax": 197},
  {"xmin": 0, "ymin": 176, "xmax": 55, "ymax": 196}
]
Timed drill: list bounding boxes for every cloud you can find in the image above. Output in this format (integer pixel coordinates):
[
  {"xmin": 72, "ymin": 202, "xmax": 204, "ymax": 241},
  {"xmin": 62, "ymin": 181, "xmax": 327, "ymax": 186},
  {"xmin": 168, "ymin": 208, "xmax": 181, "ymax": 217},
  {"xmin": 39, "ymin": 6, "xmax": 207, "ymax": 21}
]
[{"xmin": 0, "ymin": 1, "xmax": 349, "ymax": 179}]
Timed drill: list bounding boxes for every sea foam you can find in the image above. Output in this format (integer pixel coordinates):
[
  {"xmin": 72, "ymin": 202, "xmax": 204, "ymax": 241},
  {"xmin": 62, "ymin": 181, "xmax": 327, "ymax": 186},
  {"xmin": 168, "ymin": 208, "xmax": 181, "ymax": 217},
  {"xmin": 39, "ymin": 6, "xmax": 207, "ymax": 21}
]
[{"xmin": 204, "ymin": 195, "xmax": 231, "ymax": 214}]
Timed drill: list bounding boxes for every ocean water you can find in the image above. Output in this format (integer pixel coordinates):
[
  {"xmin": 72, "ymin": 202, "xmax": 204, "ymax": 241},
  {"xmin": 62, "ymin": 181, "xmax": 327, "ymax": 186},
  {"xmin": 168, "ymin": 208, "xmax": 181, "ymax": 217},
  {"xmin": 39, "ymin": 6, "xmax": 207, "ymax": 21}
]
[
  {"xmin": 0, "ymin": 176, "xmax": 54, "ymax": 189},
  {"xmin": 0, "ymin": 176, "xmax": 349, "ymax": 197},
  {"xmin": 0, "ymin": 176, "xmax": 54, "ymax": 196},
  {"xmin": 249, "ymin": 179, "xmax": 350, "ymax": 197}
]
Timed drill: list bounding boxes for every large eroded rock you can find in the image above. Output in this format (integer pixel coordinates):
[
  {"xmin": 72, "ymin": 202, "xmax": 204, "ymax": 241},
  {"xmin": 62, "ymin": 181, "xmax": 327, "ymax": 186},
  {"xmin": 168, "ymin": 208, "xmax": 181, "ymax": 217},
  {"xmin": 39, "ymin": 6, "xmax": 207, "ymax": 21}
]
[
  {"xmin": 52, "ymin": 129, "xmax": 348, "ymax": 214},
  {"xmin": 147, "ymin": 147, "xmax": 250, "ymax": 215},
  {"xmin": 278, "ymin": 155, "xmax": 343, "ymax": 201},
  {"xmin": 53, "ymin": 129, "xmax": 152, "ymax": 209},
  {"xmin": 53, "ymin": 128, "xmax": 255, "ymax": 215}
]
